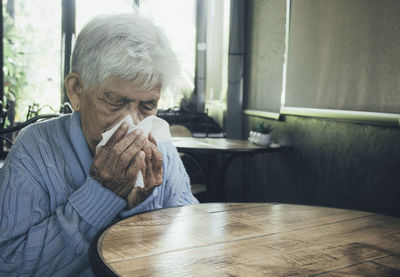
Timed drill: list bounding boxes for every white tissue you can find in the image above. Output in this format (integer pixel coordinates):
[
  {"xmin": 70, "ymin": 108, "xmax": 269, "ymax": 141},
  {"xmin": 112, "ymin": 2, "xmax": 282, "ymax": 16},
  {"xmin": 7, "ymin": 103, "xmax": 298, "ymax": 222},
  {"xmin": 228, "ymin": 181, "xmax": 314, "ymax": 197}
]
[{"xmin": 95, "ymin": 115, "xmax": 171, "ymax": 188}]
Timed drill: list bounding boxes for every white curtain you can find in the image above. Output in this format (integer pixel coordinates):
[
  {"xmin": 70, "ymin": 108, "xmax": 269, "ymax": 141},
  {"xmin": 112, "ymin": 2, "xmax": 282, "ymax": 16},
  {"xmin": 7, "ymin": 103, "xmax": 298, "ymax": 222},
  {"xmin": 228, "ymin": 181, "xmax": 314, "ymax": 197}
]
[
  {"xmin": 205, "ymin": 0, "xmax": 225, "ymax": 101},
  {"xmin": 204, "ymin": 0, "xmax": 230, "ymax": 127}
]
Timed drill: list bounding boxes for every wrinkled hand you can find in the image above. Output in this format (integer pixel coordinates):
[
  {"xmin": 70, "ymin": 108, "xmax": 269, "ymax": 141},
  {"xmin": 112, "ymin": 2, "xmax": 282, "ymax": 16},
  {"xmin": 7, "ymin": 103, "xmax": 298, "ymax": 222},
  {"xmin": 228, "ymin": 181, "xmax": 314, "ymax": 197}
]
[
  {"xmin": 126, "ymin": 133, "xmax": 163, "ymax": 209},
  {"xmin": 90, "ymin": 123, "xmax": 147, "ymax": 200}
]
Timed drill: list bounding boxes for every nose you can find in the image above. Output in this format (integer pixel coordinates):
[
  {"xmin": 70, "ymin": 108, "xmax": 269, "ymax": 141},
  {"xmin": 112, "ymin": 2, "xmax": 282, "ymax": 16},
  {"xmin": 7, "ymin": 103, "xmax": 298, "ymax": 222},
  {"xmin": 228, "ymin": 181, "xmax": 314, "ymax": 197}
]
[{"xmin": 128, "ymin": 104, "xmax": 142, "ymax": 125}]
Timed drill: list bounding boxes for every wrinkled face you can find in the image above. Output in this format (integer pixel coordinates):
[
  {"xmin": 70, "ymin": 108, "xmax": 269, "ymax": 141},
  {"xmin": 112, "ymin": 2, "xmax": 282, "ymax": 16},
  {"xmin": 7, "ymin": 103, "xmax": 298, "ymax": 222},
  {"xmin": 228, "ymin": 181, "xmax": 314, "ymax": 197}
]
[{"xmin": 75, "ymin": 78, "xmax": 160, "ymax": 154}]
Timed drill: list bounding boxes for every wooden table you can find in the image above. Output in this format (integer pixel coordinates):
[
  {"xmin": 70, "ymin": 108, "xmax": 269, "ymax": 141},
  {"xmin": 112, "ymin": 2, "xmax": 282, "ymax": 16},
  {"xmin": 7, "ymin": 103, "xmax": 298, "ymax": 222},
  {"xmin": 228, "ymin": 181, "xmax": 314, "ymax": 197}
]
[
  {"xmin": 89, "ymin": 203, "xmax": 400, "ymax": 276},
  {"xmin": 172, "ymin": 137, "xmax": 282, "ymax": 201}
]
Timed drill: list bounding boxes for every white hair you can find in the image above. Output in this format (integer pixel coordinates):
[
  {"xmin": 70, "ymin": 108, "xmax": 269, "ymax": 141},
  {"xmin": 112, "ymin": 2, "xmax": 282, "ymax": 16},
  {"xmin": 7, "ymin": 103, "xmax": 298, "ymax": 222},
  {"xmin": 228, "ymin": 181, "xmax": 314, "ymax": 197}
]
[{"xmin": 70, "ymin": 13, "xmax": 180, "ymax": 92}]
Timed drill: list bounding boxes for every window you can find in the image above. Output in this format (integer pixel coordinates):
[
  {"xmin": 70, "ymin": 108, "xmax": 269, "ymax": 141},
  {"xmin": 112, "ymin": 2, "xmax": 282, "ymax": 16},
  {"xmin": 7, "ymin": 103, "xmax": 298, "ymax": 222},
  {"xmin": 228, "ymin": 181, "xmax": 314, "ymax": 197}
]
[
  {"xmin": 76, "ymin": 0, "xmax": 134, "ymax": 33},
  {"xmin": 3, "ymin": 0, "xmax": 61, "ymax": 123},
  {"xmin": 2, "ymin": 0, "xmax": 198, "ymax": 124},
  {"xmin": 1, "ymin": 0, "xmax": 230, "ymax": 152},
  {"xmin": 244, "ymin": 0, "xmax": 400, "ymax": 126},
  {"xmin": 139, "ymin": 0, "xmax": 196, "ymax": 109}
]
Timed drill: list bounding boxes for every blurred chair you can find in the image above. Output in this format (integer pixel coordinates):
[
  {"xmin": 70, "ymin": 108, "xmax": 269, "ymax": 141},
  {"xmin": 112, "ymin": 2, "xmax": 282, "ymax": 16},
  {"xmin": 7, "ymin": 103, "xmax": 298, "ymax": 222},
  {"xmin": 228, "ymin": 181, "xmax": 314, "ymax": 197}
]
[
  {"xmin": 170, "ymin": 124, "xmax": 192, "ymax": 137},
  {"xmin": 170, "ymin": 124, "xmax": 207, "ymax": 202},
  {"xmin": 158, "ymin": 108, "xmax": 223, "ymax": 138}
]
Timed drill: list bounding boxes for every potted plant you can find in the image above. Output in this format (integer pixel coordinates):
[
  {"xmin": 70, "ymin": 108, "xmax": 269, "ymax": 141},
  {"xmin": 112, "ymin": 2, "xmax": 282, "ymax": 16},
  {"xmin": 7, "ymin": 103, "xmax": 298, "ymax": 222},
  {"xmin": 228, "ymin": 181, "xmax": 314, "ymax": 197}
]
[{"xmin": 249, "ymin": 122, "xmax": 272, "ymax": 146}]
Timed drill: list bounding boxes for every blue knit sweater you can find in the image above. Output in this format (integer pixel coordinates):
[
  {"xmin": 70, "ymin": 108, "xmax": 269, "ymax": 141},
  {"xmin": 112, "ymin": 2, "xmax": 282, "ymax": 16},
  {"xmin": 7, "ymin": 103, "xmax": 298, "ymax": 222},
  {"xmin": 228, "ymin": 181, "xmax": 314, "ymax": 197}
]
[{"xmin": 0, "ymin": 112, "xmax": 198, "ymax": 276}]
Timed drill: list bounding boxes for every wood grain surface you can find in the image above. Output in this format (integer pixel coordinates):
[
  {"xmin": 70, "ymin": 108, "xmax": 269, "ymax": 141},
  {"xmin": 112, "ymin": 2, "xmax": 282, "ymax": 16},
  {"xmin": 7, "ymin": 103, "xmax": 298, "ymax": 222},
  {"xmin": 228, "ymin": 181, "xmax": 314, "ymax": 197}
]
[
  {"xmin": 95, "ymin": 203, "xmax": 400, "ymax": 276},
  {"xmin": 172, "ymin": 137, "xmax": 281, "ymax": 152}
]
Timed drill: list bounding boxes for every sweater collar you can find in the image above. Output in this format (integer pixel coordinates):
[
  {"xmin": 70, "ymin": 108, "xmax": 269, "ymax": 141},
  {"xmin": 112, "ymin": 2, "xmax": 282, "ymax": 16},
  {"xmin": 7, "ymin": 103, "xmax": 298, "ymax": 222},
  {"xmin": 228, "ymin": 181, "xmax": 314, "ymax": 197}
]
[{"xmin": 69, "ymin": 111, "xmax": 93, "ymax": 174}]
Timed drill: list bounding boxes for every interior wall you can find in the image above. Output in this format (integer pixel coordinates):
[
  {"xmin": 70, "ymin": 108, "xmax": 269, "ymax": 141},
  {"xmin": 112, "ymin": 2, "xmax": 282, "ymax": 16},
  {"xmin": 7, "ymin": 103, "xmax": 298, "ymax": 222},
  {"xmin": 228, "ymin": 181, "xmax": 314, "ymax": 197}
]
[
  {"xmin": 226, "ymin": 116, "xmax": 400, "ymax": 217},
  {"xmin": 225, "ymin": 0, "xmax": 400, "ymax": 217}
]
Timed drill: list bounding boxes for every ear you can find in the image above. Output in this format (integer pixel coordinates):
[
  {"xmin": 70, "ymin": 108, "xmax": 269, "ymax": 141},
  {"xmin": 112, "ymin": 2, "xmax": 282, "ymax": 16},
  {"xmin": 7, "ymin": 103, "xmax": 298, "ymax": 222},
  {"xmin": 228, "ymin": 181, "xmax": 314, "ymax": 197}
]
[{"xmin": 65, "ymin": 73, "xmax": 84, "ymax": 111}]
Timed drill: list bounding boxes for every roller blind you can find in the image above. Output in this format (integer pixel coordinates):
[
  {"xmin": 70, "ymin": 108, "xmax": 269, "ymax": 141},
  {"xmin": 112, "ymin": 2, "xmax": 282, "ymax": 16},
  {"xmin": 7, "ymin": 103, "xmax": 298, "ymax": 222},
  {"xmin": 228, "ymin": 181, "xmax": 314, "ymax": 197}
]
[
  {"xmin": 245, "ymin": 0, "xmax": 286, "ymax": 113},
  {"xmin": 285, "ymin": 0, "xmax": 400, "ymax": 114}
]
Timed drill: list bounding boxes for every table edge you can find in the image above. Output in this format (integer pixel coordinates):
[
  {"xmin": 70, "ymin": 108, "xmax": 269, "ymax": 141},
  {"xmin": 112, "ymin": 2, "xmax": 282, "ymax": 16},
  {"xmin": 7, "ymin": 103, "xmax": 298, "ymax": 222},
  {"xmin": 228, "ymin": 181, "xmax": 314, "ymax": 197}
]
[
  {"xmin": 175, "ymin": 144, "xmax": 282, "ymax": 154},
  {"xmin": 89, "ymin": 225, "xmax": 119, "ymax": 277}
]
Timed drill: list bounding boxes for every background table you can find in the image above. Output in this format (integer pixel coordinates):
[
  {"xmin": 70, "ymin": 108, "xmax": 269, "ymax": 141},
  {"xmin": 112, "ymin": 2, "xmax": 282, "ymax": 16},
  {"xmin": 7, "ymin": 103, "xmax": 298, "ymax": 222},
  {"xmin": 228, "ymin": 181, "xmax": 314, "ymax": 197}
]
[
  {"xmin": 172, "ymin": 137, "xmax": 282, "ymax": 201},
  {"xmin": 90, "ymin": 203, "xmax": 400, "ymax": 276}
]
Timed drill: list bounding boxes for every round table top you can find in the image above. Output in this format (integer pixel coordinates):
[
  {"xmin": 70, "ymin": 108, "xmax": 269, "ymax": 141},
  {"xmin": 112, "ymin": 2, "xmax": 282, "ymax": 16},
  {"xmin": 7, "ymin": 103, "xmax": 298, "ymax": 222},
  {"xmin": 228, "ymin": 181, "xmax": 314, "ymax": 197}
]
[
  {"xmin": 172, "ymin": 137, "xmax": 281, "ymax": 154},
  {"xmin": 90, "ymin": 203, "xmax": 400, "ymax": 276}
]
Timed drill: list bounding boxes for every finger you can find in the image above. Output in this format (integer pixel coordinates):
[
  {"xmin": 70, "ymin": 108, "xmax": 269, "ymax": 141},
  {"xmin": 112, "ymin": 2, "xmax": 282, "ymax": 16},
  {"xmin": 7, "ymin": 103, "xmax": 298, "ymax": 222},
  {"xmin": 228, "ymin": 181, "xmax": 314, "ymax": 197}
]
[
  {"xmin": 155, "ymin": 167, "xmax": 163, "ymax": 186},
  {"xmin": 143, "ymin": 142, "xmax": 152, "ymax": 163},
  {"xmin": 115, "ymin": 151, "xmax": 145, "ymax": 198},
  {"xmin": 148, "ymin": 133, "xmax": 157, "ymax": 146},
  {"xmin": 144, "ymin": 153, "xmax": 154, "ymax": 188},
  {"xmin": 143, "ymin": 150, "xmax": 162, "ymax": 188},
  {"xmin": 93, "ymin": 123, "xmax": 129, "ymax": 171},
  {"xmin": 112, "ymin": 129, "xmax": 140, "ymax": 154},
  {"xmin": 126, "ymin": 151, "xmax": 146, "ymax": 181},
  {"xmin": 150, "ymin": 143, "xmax": 163, "ymax": 171},
  {"xmin": 116, "ymin": 143, "xmax": 141, "ymax": 173},
  {"xmin": 107, "ymin": 122, "xmax": 129, "ymax": 147},
  {"xmin": 140, "ymin": 163, "xmax": 146, "ymax": 181},
  {"xmin": 148, "ymin": 144, "xmax": 163, "ymax": 186},
  {"xmin": 112, "ymin": 128, "xmax": 146, "ymax": 157},
  {"xmin": 90, "ymin": 144, "xmax": 119, "ymax": 180},
  {"xmin": 113, "ymin": 130, "xmax": 147, "ymax": 179},
  {"xmin": 132, "ymin": 129, "xmax": 148, "ymax": 150}
]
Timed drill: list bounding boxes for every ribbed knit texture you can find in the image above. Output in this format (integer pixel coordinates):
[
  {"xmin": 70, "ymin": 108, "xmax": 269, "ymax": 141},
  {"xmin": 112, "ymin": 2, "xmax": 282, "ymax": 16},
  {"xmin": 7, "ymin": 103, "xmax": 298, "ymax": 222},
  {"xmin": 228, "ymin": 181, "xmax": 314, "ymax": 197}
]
[{"xmin": 0, "ymin": 112, "xmax": 198, "ymax": 276}]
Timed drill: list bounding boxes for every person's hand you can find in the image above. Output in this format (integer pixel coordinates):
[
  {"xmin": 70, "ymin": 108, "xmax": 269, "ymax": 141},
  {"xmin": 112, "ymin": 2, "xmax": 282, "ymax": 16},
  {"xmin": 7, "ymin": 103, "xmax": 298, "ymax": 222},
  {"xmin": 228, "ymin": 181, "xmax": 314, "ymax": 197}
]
[
  {"xmin": 89, "ymin": 123, "xmax": 147, "ymax": 200},
  {"xmin": 144, "ymin": 133, "xmax": 163, "ymax": 187},
  {"xmin": 126, "ymin": 133, "xmax": 163, "ymax": 209}
]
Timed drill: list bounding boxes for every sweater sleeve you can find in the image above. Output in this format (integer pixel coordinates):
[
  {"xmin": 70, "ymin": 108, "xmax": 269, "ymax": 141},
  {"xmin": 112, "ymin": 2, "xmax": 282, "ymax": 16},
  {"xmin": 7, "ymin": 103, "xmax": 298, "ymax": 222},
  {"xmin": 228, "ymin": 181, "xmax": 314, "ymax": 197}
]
[
  {"xmin": 0, "ymin": 138, "xmax": 125, "ymax": 276},
  {"xmin": 161, "ymin": 141, "xmax": 199, "ymax": 207}
]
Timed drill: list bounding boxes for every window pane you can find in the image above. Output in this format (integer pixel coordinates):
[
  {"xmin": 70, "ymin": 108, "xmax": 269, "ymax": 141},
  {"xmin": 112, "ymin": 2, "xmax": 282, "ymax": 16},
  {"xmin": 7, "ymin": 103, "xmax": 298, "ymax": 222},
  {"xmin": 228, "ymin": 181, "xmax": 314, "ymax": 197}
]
[
  {"xmin": 3, "ymin": 0, "xmax": 61, "ymax": 123},
  {"xmin": 76, "ymin": 0, "xmax": 134, "ymax": 34},
  {"xmin": 139, "ymin": 0, "xmax": 196, "ymax": 109}
]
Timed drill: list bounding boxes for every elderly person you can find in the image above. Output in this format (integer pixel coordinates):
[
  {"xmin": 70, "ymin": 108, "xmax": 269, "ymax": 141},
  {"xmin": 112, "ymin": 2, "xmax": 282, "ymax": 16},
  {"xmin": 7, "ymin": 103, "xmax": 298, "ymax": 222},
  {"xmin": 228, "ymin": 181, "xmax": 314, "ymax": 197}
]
[{"xmin": 0, "ymin": 13, "xmax": 198, "ymax": 276}]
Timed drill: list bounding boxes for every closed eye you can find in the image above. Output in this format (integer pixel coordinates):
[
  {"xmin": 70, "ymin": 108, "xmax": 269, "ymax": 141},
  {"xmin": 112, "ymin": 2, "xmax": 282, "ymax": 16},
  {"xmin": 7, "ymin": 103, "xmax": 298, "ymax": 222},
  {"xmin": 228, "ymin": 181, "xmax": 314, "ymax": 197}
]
[
  {"xmin": 108, "ymin": 101, "xmax": 126, "ymax": 107},
  {"xmin": 103, "ymin": 92, "xmax": 127, "ymax": 106},
  {"xmin": 141, "ymin": 102, "xmax": 155, "ymax": 111}
]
